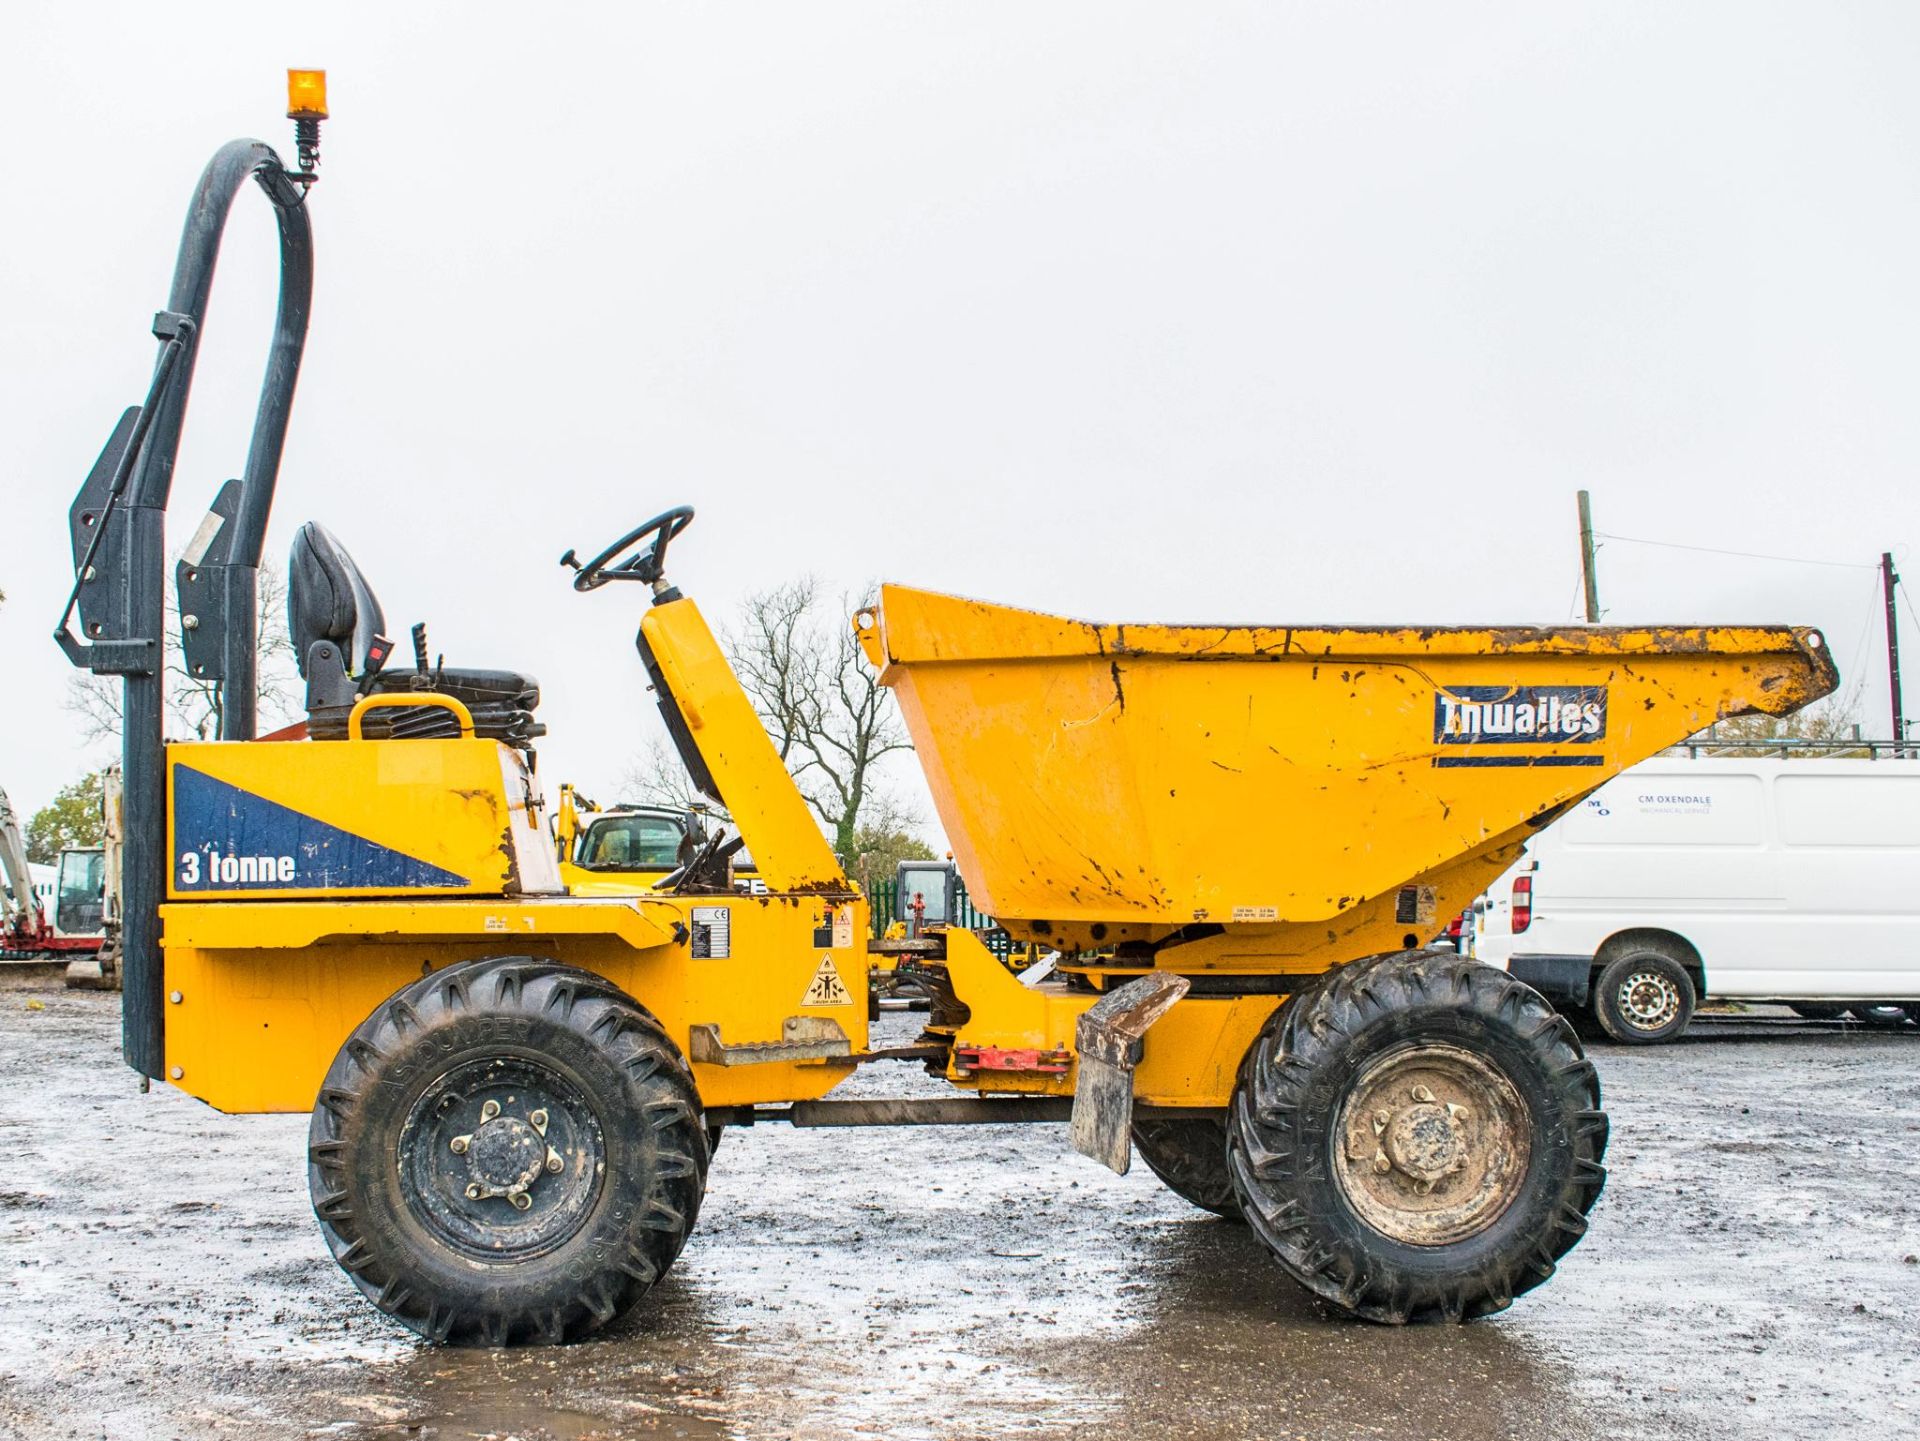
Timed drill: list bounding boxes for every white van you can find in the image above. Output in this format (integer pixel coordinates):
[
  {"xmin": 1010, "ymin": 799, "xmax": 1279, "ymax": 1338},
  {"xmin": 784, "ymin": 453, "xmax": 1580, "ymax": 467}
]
[{"xmin": 1475, "ymin": 757, "xmax": 1920, "ymax": 1043}]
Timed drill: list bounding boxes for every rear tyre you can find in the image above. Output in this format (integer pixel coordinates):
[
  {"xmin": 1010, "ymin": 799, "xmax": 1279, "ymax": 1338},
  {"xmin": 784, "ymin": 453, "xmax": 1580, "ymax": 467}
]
[
  {"xmin": 1227, "ymin": 949, "xmax": 1608, "ymax": 1324},
  {"xmin": 1592, "ymin": 943, "xmax": 1696, "ymax": 1045},
  {"xmin": 1789, "ymin": 1003, "xmax": 1848, "ymax": 1021},
  {"xmin": 308, "ymin": 956, "xmax": 707, "ymax": 1346},
  {"xmin": 1131, "ymin": 1115, "xmax": 1243, "ymax": 1220}
]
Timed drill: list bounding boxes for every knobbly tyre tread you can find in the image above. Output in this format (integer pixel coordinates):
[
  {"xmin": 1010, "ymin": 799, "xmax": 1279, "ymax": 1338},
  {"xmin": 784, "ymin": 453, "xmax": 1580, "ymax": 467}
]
[
  {"xmin": 307, "ymin": 955, "xmax": 708, "ymax": 1345},
  {"xmin": 421, "ymin": 959, "xmax": 719, "ymax": 1171},
  {"xmin": 1131, "ymin": 1115, "xmax": 1243, "ymax": 1220},
  {"xmin": 1226, "ymin": 948, "xmax": 1608, "ymax": 1325}
]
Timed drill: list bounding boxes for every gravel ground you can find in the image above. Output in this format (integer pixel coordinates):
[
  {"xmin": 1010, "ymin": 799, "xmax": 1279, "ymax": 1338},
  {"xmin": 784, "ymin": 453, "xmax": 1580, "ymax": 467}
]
[{"xmin": 1, "ymin": 978, "xmax": 1916, "ymax": 1441}]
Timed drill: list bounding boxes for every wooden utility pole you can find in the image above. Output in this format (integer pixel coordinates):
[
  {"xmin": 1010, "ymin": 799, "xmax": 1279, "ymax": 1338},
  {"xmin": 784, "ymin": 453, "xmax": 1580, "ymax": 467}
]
[
  {"xmin": 1577, "ymin": 491, "xmax": 1601, "ymax": 622},
  {"xmin": 1884, "ymin": 552, "xmax": 1906, "ymax": 750}
]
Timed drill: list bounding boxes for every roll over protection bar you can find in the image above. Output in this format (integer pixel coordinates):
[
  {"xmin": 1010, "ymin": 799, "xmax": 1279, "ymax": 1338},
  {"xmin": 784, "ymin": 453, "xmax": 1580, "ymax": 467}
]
[{"xmin": 55, "ymin": 139, "xmax": 315, "ymax": 1079}]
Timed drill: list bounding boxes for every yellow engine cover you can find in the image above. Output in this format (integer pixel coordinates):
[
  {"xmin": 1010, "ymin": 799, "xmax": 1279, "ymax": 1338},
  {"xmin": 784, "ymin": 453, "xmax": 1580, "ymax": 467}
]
[{"xmin": 165, "ymin": 738, "xmax": 560, "ymax": 900}]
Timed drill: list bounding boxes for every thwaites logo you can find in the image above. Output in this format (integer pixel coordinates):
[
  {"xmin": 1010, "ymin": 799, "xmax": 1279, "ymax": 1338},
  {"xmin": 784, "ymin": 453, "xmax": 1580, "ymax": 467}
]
[{"xmin": 1434, "ymin": 685, "xmax": 1607, "ymax": 745}]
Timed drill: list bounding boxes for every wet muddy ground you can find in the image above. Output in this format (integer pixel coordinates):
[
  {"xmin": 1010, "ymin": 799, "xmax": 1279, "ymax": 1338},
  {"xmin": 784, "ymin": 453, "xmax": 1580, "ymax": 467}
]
[{"xmin": 1, "ymin": 978, "xmax": 1916, "ymax": 1441}]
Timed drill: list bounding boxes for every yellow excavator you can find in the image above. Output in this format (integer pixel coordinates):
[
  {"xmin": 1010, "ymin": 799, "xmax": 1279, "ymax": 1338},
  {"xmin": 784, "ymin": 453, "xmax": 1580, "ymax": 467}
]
[{"xmin": 54, "ymin": 78, "xmax": 1835, "ymax": 1344}]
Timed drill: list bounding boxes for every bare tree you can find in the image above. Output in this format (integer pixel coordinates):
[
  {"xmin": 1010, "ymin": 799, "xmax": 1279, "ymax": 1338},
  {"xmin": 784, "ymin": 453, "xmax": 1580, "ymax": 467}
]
[
  {"xmin": 67, "ymin": 566, "xmax": 301, "ymax": 743},
  {"xmin": 616, "ymin": 734, "xmax": 720, "ymax": 814},
  {"xmin": 846, "ymin": 788, "xmax": 938, "ymax": 892},
  {"xmin": 725, "ymin": 580, "xmax": 918, "ymax": 866},
  {"xmin": 617, "ymin": 579, "xmax": 920, "ymax": 866},
  {"xmin": 729, "ymin": 578, "xmax": 821, "ymax": 763}
]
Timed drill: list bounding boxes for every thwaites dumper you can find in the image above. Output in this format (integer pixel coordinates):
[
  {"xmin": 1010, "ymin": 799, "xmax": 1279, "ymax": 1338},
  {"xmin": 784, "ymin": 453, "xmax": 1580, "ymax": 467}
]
[{"xmin": 58, "ymin": 93, "xmax": 1837, "ymax": 1343}]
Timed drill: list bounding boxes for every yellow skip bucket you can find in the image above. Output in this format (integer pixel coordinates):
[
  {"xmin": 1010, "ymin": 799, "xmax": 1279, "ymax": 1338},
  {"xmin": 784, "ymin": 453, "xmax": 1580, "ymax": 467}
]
[{"xmin": 857, "ymin": 587, "xmax": 1835, "ymax": 942}]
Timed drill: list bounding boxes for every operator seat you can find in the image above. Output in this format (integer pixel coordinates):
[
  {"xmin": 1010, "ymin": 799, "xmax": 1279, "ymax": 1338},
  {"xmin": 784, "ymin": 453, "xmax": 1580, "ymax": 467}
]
[{"xmin": 289, "ymin": 522, "xmax": 544, "ymax": 747}]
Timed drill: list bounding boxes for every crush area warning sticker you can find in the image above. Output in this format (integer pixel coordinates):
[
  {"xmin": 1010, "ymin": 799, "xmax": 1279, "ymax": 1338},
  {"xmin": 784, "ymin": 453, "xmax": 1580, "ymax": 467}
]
[{"xmin": 801, "ymin": 956, "xmax": 853, "ymax": 1007}]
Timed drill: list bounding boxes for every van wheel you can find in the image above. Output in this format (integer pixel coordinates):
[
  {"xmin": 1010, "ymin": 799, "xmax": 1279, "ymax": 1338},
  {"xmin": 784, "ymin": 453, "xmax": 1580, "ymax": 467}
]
[
  {"xmin": 307, "ymin": 956, "xmax": 707, "ymax": 1346},
  {"xmin": 1227, "ymin": 949, "xmax": 1608, "ymax": 1323},
  {"xmin": 1592, "ymin": 944, "xmax": 1696, "ymax": 1044},
  {"xmin": 1132, "ymin": 1115, "xmax": 1242, "ymax": 1220},
  {"xmin": 1850, "ymin": 1005, "xmax": 1914, "ymax": 1027}
]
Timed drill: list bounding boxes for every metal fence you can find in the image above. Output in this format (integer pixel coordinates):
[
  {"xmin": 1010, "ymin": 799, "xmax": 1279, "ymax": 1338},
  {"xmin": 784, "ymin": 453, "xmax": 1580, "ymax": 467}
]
[{"xmin": 1661, "ymin": 738, "xmax": 1915, "ymax": 760}]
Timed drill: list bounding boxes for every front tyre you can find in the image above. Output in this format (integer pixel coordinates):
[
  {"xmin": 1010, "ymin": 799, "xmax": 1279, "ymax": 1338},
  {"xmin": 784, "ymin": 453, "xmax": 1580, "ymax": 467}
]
[
  {"xmin": 1227, "ymin": 949, "xmax": 1608, "ymax": 1324},
  {"xmin": 307, "ymin": 956, "xmax": 707, "ymax": 1346}
]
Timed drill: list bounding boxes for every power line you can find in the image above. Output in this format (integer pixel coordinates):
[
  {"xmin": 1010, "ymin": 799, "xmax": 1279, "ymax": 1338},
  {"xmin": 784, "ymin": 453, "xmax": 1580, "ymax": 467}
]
[
  {"xmin": 1841, "ymin": 567, "xmax": 1882, "ymax": 711},
  {"xmin": 1593, "ymin": 532, "xmax": 1875, "ymax": 571}
]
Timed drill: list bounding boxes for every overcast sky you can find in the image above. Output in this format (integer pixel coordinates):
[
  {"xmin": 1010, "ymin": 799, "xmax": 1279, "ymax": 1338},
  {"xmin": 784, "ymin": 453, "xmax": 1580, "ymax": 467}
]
[{"xmin": 3, "ymin": 3, "xmax": 1915, "ymax": 833}]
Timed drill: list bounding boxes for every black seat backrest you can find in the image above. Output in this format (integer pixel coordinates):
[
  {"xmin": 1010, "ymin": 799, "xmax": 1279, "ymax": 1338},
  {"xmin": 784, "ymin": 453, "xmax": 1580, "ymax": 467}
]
[
  {"xmin": 288, "ymin": 519, "xmax": 545, "ymax": 748},
  {"xmin": 288, "ymin": 522, "xmax": 386, "ymax": 679}
]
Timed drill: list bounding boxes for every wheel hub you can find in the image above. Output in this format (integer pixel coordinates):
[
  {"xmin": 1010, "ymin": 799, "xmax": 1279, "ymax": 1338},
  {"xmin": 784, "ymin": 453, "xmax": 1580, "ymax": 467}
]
[
  {"xmin": 1334, "ymin": 1044, "xmax": 1532, "ymax": 1246},
  {"xmin": 1618, "ymin": 970, "xmax": 1679, "ymax": 1029},
  {"xmin": 399, "ymin": 1060, "xmax": 605, "ymax": 1258},
  {"xmin": 1379, "ymin": 1090, "xmax": 1470, "ymax": 1191},
  {"xmin": 451, "ymin": 1100, "xmax": 565, "ymax": 1210}
]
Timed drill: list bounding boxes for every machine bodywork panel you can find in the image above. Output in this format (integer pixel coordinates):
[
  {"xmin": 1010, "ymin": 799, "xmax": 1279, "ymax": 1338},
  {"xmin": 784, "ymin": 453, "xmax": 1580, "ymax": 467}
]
[{"xmin": 162, "ymin": 892, "xmax": 868, "ymax": 1113}]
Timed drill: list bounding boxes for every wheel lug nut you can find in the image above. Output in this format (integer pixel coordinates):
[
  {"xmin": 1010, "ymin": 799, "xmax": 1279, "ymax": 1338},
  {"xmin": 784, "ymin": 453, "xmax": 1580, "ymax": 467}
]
[
  {"xmin": 1411, "ymin": 1085, "xmax": 1435, "ymax": 1104},
  {"xmin": 1372, "ymin": 1108, "xmax": 1392, "ymax": 1133},
  {"xmin": 450, "ymin": 1135, "xmax": 470, "ymax": 1155},
  {"xmin": 508, "ymin": 1190, "xmax": 532, "ymax": 1211},
  {"xmin": 546, "ymin": 1148, "xmax": 564, "ymax": 1175},
  {"xmin": 479, "ymin": 1100, "xmax": 501, "ymax": 1121},
  {"xmin": 529, "ymin": 1109, "xmax": 548, "ymax": 1134},
  {"xmin": 465, "ymin": 1183, "xmax": 483, "ymax": 1200},
  {"xmin": 1445, "ymin": 1102, "xmax": 1468, "ymax": 1124},
  {"xmin": 1373, "ymin": 1149, "xmax": 1392, "ymax": 1175}
]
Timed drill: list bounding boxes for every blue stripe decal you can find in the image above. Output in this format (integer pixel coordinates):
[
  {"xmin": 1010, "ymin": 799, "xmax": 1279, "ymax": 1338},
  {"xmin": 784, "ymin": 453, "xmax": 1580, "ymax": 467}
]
[{"xmin": 172, "ymin": 765, "xmax": 470, "ymax": 892}]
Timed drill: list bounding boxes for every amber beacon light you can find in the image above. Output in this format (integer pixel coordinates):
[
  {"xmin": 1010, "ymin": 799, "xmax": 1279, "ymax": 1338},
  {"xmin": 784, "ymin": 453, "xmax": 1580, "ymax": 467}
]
[{"xmin": 286, "ymin": 68, "xmax": 328, "ymax": 183}]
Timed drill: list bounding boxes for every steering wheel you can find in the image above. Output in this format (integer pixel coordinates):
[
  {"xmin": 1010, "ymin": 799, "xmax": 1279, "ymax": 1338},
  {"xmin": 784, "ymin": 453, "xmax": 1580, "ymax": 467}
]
[{"xmin": 560, "ymin": 506, "xmax": 695, "ymax": 592}]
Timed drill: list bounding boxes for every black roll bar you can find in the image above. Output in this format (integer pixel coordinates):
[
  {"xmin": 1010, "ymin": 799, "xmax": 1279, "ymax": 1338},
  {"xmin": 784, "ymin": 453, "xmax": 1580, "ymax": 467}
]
[{"xmin": 55, "ymin": 139, "xmax": 314, "ymax": 1079}]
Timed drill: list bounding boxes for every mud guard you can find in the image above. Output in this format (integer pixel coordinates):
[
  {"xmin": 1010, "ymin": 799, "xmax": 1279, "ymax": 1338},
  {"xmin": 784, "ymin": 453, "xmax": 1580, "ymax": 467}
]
[{"xmin": 1069, "ymin": 972, "xmax": 1190, "ymax": 1174}]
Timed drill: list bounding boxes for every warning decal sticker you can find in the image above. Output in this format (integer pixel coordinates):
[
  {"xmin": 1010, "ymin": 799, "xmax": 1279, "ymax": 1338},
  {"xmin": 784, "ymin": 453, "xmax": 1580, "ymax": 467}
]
[
  {"xmin": 691, "ymin": 906, "xmax": 731, "ymax": 959},
  {"xmin": 801, "ymin": 956, "xmax": 853, "ymax": 1007}
]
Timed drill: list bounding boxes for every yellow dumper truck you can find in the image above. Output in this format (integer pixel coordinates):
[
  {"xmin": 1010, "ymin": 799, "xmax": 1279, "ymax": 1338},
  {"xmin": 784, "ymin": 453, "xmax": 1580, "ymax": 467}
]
[{"xmin": 56, "ymin": 90, "xmax": 1836, "ymax": 1344}]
